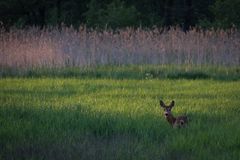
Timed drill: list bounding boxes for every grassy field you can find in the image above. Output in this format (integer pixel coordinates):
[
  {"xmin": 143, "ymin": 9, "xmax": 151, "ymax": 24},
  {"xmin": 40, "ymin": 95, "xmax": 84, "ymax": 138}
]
[
  {"xmin": 0, "ymin": 77, "xmax": 240, "ymax": 160},
  {"xmin": 1, "ymin": 26, "xmax": 239, "ymax": 159},
  {"xmin": 1, "ymin": 65, "xmax": 240, "ymax": 80}
]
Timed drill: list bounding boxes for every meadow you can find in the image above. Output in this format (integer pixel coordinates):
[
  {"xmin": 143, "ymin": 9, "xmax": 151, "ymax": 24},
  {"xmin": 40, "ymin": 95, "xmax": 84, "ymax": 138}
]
[
  {"xmin": 0, "ymin": 77, "xmax": 240, "ymax": 160},
  {"xmin": 0, "ymin": 26, "xmax": 240, "ymax": 159}
]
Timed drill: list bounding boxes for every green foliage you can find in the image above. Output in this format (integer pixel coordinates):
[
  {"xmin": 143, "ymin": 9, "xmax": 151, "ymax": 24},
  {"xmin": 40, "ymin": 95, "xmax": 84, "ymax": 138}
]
[
  {"xmin": 1, "ymin": 0, "xmax": 240, "ymax": 29},
  {"xmin": 211, "ymin": 0, "xmax": 240, "ymax": 28},
  {"xmin": 85, "ymin": 0, "xmax": 139, "ymax": 28},
  {"xmin": 0, "ymin": 78, "xmax": 240, "ymax": 159}
]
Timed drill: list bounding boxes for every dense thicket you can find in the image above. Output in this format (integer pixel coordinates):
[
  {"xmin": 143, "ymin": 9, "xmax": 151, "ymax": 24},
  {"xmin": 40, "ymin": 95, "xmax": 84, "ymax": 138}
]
[{"xmin": 0, "ymin": 0, "xmax": 239, "ymax": 29}]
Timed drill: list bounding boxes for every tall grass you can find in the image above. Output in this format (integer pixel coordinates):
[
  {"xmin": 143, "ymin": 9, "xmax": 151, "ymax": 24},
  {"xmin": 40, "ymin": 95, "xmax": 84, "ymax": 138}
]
[{"xmin": 0, "ymin": 26, "xmax": 239, "ymax": 70}]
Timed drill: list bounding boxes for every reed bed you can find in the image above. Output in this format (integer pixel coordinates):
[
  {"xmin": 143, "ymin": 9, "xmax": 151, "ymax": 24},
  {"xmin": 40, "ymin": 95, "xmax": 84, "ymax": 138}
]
[{"xmin": 0, "ymin": 26, "xmax": 240, "ymax": 70}]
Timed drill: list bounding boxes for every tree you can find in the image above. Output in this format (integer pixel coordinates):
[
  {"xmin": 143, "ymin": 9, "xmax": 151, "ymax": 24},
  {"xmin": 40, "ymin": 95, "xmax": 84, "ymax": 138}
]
[
  {"xmin": 1, "ymin": 0, "xmax": 239, "ymax": 29},
  {"xmin": 211, "ymin": 0, "xmax": 240, "ymax": 28},
  {"xmin": 0, "ymin": 0, "xmax": 88, "ymax": 28},
  {"xmin": 0, "ymin": 0, "xmax": 54, "ymax": 28},
  {"xmin": 85, "ymin": 0, "xmax": 140, "ymax": 28}
]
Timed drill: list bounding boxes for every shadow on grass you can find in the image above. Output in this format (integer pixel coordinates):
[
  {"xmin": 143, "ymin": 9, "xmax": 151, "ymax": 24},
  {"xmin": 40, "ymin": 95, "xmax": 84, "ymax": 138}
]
[
  {"xmin": 0, "ymin": 104, "xmax": 167, "ymax": 160},
  {"xmin": 0, "ymin": 102, "xmax": 239, "ymax": 160}
]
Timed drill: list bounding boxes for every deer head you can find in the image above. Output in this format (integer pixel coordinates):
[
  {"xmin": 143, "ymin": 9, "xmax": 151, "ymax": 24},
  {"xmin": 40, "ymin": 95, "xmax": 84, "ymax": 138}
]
[{"xmin": 160, "ymin": 100, "xmax": 175, "ymax": 118}]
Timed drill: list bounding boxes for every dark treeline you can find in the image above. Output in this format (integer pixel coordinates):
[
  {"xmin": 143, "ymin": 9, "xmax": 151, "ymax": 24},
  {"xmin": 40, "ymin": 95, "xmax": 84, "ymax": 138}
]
[{"xmin": 0, "ymin": 0, "xmax": 240, "ymax": 29}]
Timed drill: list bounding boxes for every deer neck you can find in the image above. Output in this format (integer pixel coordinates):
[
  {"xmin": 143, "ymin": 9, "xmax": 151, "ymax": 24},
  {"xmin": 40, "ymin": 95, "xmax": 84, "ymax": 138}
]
[{"xmin": 166, "ymin": 113, "xmax": 176, "ymax": 126}]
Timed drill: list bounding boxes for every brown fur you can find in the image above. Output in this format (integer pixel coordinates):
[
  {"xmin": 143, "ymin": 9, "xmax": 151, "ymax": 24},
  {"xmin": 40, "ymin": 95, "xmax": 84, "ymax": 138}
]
[{"xmin": 160, "ymin": 100, "xmax": 188, "ymax": 128}]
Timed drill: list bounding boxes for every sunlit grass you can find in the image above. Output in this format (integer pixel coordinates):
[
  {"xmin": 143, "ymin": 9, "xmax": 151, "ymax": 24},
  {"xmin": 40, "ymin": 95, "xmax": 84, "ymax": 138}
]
[{"xmin": 0, "ymin": 78, "xmax": 240, "ymax": 159}]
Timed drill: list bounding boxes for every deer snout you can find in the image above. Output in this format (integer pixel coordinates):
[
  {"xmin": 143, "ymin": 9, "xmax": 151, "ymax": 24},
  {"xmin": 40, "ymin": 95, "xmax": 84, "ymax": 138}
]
[{"xmin": 164, "ymin": 112, "xmax": 169, "ymax": 117}]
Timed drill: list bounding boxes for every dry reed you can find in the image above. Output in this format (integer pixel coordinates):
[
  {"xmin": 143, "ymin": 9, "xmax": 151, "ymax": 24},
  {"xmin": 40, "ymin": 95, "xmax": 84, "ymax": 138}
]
[{"xmin": 0, "ymin": 26, "xmax": 239, "ymax": 69}]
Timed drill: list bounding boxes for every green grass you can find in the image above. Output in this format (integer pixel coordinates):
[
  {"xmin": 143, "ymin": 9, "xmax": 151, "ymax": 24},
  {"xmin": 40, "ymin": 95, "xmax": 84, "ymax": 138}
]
[
  {"xmin": 1, "ymin": 65, "xmax": 240, "ymax": 80},
  {"xmin": 0, "ymin": 78, "xmax": 240, "ymax": 160}
]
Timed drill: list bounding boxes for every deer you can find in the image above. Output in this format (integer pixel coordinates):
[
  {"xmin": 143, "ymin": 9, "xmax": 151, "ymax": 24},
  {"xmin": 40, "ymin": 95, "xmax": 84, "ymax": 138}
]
[{"xmin": 159, "ymin": 100, "xmax": 188, "ymax": 128}]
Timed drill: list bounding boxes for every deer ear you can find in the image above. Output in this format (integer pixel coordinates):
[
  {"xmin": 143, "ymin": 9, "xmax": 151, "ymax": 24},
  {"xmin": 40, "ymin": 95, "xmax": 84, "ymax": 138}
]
[
  {"xmin": 170, "ymin": 100, "xmax": 175, "ymax": 107},
  {"xmin": 160, "ymin": 100, "xmax": 166, "ymax": 108}
]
